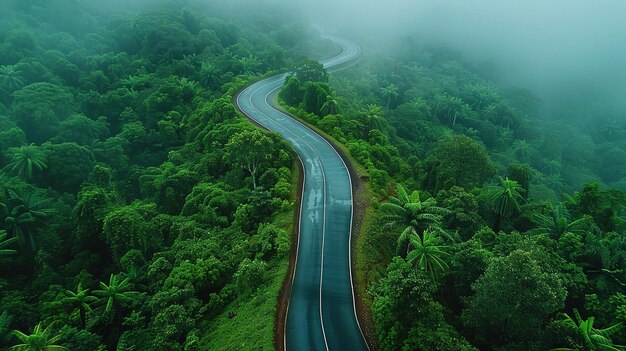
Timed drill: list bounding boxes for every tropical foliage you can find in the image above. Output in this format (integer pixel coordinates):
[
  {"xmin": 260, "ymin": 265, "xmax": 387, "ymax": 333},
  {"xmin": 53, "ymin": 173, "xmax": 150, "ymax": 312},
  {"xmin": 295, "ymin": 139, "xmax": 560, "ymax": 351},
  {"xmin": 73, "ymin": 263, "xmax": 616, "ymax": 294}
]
[
  {"xmin": 0, "ymin": 1, "xmax": 334, "ymax": 350},
  {"xmin": 279, "ymin": 21, "xmax": 626, "ymax": 351},
  {"xmin": 9, "ymin": 323, "xmax": 67, "ymax": 351},
  {"xmin": 0, "ymin": 0, "xmax": 624, "ymax": 350}
]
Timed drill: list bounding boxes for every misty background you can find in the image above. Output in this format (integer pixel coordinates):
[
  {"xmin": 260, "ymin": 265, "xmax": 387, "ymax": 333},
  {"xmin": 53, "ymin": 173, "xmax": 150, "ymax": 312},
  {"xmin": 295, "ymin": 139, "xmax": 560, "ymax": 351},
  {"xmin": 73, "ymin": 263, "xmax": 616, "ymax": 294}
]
[
  {"xmin": 288, "ymin": 0, "xmax": 626, "ymax": 118},
  {"xmin": 24, "ymin": 0, "xmax": 626, "ymax": 118}
]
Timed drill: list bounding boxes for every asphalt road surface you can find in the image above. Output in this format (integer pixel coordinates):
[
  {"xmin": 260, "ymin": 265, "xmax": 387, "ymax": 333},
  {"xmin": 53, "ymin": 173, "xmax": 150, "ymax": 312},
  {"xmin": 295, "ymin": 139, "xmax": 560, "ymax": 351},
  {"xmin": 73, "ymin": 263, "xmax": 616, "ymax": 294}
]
[{"xmin": 235, "ymin": 36, "xmax": 367, "ymax": 351}]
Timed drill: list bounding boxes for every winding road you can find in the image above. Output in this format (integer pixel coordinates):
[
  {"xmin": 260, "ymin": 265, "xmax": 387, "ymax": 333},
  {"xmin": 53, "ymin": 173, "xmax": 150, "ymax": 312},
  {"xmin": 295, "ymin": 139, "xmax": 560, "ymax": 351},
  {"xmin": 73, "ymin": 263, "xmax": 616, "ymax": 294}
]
[{"xmin": 235, "ymin": 36, "xmax": 367, "ymax": 350}]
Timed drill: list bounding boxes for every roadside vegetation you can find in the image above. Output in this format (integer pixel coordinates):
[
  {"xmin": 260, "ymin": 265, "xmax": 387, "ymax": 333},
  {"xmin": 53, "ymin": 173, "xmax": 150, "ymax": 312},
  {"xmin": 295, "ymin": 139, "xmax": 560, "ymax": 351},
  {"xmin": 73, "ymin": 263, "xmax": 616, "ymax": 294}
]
[
  {"xmin": 1, "ymin": 0, "xmax": 625, "ymax": 350},
  {"xmin": 0, "ymin": 1, "xmax": 337, "ymax": 350},
  {"xmin": 279, "ymin": 36, "xmax": 626, "ymax": 350}
]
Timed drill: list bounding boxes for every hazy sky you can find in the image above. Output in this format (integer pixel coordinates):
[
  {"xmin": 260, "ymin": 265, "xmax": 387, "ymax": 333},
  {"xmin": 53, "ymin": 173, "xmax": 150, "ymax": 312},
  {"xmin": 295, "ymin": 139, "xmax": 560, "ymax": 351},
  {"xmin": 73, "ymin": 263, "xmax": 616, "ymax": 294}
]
[{"xmin": 285, "ymin": 0, "xmax": 626, "ymax": 116}]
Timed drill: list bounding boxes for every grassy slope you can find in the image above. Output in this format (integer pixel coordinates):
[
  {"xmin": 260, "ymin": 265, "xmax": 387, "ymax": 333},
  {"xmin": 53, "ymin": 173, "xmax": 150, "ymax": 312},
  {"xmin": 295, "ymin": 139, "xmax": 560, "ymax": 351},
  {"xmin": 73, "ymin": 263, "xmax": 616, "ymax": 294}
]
[
  {"xmin": 200, "ymin": 165, "xmax": 299, "ymax": 351},
  {"xmin": 202, "ymin": 264, "xmax": 287, "ymax": 350},
  {"xmin": 204, "ymin": 40, "xmax": 370, "ymax": 350}
]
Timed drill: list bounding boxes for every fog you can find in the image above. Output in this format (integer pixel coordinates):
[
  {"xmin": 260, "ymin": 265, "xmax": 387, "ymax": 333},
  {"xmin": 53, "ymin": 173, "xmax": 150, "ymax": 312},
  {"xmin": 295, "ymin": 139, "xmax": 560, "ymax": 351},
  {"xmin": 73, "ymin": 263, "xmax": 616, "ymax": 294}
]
[
  {"xmin": 7, "ymin": 0, "xmax": 624, "ymax": 117},
  {"xmin": 286, "ymin": 0, "xmax": 626, "ymax": 118}
]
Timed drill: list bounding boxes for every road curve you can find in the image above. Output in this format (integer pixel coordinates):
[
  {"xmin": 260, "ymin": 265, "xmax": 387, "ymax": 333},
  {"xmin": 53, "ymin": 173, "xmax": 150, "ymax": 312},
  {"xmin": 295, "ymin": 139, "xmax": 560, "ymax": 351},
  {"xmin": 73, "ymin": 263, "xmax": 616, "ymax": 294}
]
[{"xmin": 235, "ymin": 37, "xmax": 367, "ymax": 351}]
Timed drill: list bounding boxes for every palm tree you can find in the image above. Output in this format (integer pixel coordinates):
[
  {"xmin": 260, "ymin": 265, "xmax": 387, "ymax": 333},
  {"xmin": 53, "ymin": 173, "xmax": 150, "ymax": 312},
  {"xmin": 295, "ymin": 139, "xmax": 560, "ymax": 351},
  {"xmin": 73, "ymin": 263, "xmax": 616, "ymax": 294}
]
[
  {"xmin": 380, "ymin": 184, "xmax": 449, "ymax": 256},
  {"xmin": 0, "ymin": 229, "xmax": 17, "ymax": 257},
  {"xmin": 119, "ymin": 75, "xmax": 145, "ymax": 90},
  {"xmin": 395, "ymin": 226, "xmax": 418, "ymax": 258},
  {"xmin": 436, "ymin": 127, "xmax": 455, "ymax": 140},
  {"xmin": 544, "ymin": 173, "xmax": 564, "ymax": 193},
  {"xmin": 359, "ymin": 104, "xmax": 385, "ymax": 138},
  {"xmin": 1, "ymin": 190, "xmax": 52, "ymax": 251},
  {"xmin": 496, "ymin": 126, "xmax": 514, "ymax": 145},
  {"xmin": 177, "ymin": 77, "xmax": 198, "ymax": 92},
  {"xmin": 335, "ymin": 96, "xmax": 357, "ymax": 112},
  {"xmin": 482, "ymin": 103, "xmax": 498, "ymax": 122},
  {"xmin": 3, "ymin": 213, "xmax": 36, "ymax": 251},
  {"xmin": 406, "ymin": 229, "xmax": 451, "ymax": 281},
  {"xmin": 239, "ymin": 55, "xmax": 261, "ymax": 75},
  {"xmin": 486, "ymin": 176, "xmax": 524, "ymax": 232},
  {"xmin": 512, "ymin": 140, "xmax": 531, "ymax": 161},
  {"xmin": 409, "ymin": 97, "xmax": 430, "ymax": 115},
  {"xmin": 434, "ymin": 94, "xmax": 470, "ymax": 127},
  {"xmin": 4, "ymin": 144, "xmax": 47, "ymax": 181},
  {"xmin": 550, "ymin": 309, "xmax": 625, "ymax": 351},
  {"xmin": 0, "ymin": 65, "xmax": 25, "ymax": 92},
  {"xmin": 9, "ymin": 323, "xmax": 68, "ymax": 351},
  {"xmin": 63, "ymin": 283, "xmax": 97, "ymax": 329},
  {"xmin": 530, "ymin": 207, "xmax": 588, "ymax": 239},
  {"xmin": 365, "ymin": 104, "xmax": 383, "ymax": 117},
  {"xmin": 452, "ymin": 99, "xmax": 470, "ymax": 127},
  {"xmin": 126, "ymin": 87, "xmax": 139, "ymax": 100},
  {"xmin": 93, "ymin": 274, "xmax": 138, "ymax": 326},
  {"xmin": 380, "ymin": 83, "xmax": 399, "ymax": 111}
]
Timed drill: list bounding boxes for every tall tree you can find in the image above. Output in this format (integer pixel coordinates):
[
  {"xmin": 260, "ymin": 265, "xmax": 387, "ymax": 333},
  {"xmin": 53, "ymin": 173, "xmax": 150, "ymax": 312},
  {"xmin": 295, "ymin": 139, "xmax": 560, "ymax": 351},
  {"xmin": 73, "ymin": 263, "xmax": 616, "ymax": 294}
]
[
  {"xmin": 9, "ymin": 322, "xmax": 68, "ymax": 351},
  {"xmin": 463, "ymin": 250, "xmax": 567, "ymax": 349},
  {"xmin": 239, "ymin": 55, "xmax": 261, "ymax": 75},
  {"xmin": 433, "ymin": 93, "xmax": 471, "ymax": 127},
  {"xmin": 93, "ymin": 274, "xmax": 138, "ymax": 326},
  {"xmin": 292, "ymin": 58, "xmax": 328, "ymax": 83},
  {"xmin": 11, "ymin": 82, "xmax": 74, "ymax": 143},
  {"xmin": 362, "ymin": 104, "xmax": 385, "ymax": 137},
  {"xmin": 372, "ymin": 257, "xmax": 476, "ymax": 351},
  {"xmin": 380, "ymin": 184, "xmax": 449, "ymax": 256},
  {"xmin": 224, "ymin": 129, "xmax": 275, "ymax": 189},
  {"xmin": 0, "ymin": 190, "xmax": 51, "ymax": 251},
  {"xmin": 63, "ymin": 284, "xmax": 97, "ymax": 329},
  {"xmin": 566, "ymin": 183, "xmax": 626, "ymax": 232},
  {"xmin": 530, "ymin": 207, "xmax": 588, "ymax": 240},
  {"xmin": 102, "ymin": 202, "xmax": 157, "ymax": 263},
  {"xmin": 437, "ymin": 186, "xmax": 484, "ymax": 240},
  {"xmin": 427, "ymin": 135, "xmax": 496, "ymax": 191},
  {"xmin": 486, "ymin": 176, "xmax": 524, "ymax": 232},
  {"xmin": 0, "ymin": 65, "xmax": 25, "ymax": 93},
  {"xmin": 4, "ymin": 144, "xmax": 47, "ymax": 181},
  {"xmin": 381, "ymin": 83, "xmax": 399, "ymax": 111},
  {"xmin": 506, "ymin": 163, "xmax": 533, "ymax": 198},
  {"xmin": 39, "ymin": 142, "xmax": 95, "ymax": 193},
  {"xmin": 406, "ymin": 229, "xmax": 451, "ymax": 281}
]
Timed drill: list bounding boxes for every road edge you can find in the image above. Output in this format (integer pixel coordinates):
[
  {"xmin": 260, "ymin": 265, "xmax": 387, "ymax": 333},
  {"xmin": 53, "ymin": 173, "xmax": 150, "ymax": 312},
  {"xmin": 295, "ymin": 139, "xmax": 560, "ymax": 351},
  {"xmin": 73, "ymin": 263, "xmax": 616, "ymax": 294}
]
[
  {"xmin": 268, "ymin": 96, "xmax": 378, "ymax": 351},
  {"xmin": 233, "ymin": 38, "xmax": 377, "ymax": 351},
  {"xmin": 232, "ymin": 88, "xmax": 303, "ymax": 351}
]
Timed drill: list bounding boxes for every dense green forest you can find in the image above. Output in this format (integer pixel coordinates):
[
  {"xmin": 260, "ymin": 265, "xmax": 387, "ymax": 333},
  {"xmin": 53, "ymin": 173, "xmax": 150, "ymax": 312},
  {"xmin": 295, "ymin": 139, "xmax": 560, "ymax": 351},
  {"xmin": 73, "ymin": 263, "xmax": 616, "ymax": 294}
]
[
  {"xmin": 0, "ymin": 1, "xmax": 340, "ymax": 350},
  {"xmin": 1, "ymin": 0, "xmax": 626, "ymax": 350},
  {"xmin": 278, "ymin": 31, "xmax": 626, "ymax": 350}
]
